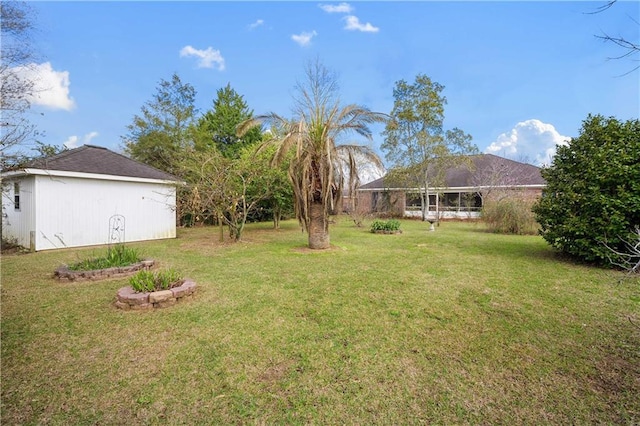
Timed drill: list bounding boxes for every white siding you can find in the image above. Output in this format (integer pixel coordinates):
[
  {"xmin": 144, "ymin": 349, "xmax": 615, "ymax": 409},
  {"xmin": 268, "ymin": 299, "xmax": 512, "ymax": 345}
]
[
  {"xmin": 34, "ymin": 175, "xmax": 176, "ymax": 251},
  {"xmin": 2, "ymin": 176, "xmax": 37, "ymax": 249}
]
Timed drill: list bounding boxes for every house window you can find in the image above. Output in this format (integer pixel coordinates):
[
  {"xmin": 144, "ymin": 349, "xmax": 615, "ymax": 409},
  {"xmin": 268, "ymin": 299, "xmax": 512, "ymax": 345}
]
[
  {"xmin": 406, "ymin": 193, "xmax": 438, "ymax": 210},
  {"xmin": 440, "ymin": 192, "xmax": 482, "ymax": 212},
  {"xmin": 405, "ymin": 193, "xmax": 422, "ymax": 210},
  {"xmin": 13, "ymin": 182, "xmax": 20, "ymax": 210}
]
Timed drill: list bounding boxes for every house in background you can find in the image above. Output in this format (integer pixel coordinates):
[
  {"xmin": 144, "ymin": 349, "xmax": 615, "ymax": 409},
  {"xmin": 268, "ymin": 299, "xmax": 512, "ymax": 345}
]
[
  {"xmin": 356, "ymin": 154, "xmax": 546, "ymax": 220},
  {"xmin": 1, "ymin": 145, "xmax": 181, "ymax": 251}
]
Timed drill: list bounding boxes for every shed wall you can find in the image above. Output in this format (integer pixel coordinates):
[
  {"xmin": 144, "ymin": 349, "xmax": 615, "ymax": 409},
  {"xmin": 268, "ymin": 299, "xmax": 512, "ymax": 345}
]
[
  {"xmin": 34, "ymin": 176, "xmax": 176, "ymax": 250},
  {"xmin": 2, "ymin": 176, "xmax": 36, "ymax": 249}
]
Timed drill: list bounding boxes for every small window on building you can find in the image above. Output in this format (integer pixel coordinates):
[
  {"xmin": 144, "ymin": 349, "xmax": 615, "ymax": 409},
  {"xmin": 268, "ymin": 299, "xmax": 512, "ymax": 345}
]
[{"xmin": 14, "ymin": 182, "xmax": 20, "ymax": 210}]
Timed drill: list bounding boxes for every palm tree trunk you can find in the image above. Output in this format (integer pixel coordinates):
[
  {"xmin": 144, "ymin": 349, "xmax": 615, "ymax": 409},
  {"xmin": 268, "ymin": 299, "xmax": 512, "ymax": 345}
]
[{"xmin": 308, "ymin": 202, "xmax": 330, "ymax": 249}]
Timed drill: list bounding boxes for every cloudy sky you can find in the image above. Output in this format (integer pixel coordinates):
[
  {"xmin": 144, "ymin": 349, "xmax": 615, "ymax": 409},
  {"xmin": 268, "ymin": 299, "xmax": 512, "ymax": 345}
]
[{"xmin": 15, "ymin": 1, "xmax": 640, "ymax": 166}]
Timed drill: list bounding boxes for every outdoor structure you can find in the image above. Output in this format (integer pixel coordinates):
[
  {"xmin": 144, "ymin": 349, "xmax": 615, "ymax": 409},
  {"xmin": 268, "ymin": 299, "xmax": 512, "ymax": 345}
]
[
  {"xmin": 1, "ymin": 145, "xmax": 181, "ymax": 251},
  {"xmin": 356, "ymin": 154, "xmax": 546, "ymax": 220}
]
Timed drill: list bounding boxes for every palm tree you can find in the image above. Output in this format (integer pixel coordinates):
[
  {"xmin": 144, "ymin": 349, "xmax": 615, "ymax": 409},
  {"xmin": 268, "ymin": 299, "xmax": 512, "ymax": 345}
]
[{"xmin": 238, "ymin": 62, "xmax": 387, "ymax": 249}]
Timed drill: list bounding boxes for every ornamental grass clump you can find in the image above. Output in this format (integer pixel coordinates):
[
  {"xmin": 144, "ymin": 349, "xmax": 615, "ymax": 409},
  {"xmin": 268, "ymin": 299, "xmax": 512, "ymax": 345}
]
[
  {"xmin": 370, "ymin": 219, "xmax": 401, "ymax": 233},
  {"xmin": 482, "ymin": 196, "xmax": 538, "ymax": 235},
  {"xmin": 129, "ymin": 269, "xmax": 183, "ymax": 293},
  {"xmin": 68, "ymin": 244, "xmax": 142, "ymax": 271}
]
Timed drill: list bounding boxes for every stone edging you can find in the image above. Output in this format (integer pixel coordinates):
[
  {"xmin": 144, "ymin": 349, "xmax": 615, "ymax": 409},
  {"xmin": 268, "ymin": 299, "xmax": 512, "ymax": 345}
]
[
  {"xmin": 54, "ymin": 260, "xmax": 155, "ymax": 281},
  {"xmin": 115, "ymin": 279, "xmax": 197, "ymax": 310}
]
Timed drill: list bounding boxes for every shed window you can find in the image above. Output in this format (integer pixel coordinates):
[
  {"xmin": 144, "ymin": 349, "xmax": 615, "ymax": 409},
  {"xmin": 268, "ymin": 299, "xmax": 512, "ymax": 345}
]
[{"xmin": 13, "ymin": 182, "xmax": 20, "ymax": 210}]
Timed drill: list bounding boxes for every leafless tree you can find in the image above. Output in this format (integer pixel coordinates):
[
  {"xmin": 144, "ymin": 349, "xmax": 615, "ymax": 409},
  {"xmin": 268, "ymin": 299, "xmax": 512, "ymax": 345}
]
[
  {"xmin": 1, "ymin": 1, "xmax": 42, "ymax": 161},
  {"xmin": 604, "ymin": 227, "xmax": 640, "ymax": 276},
  {"xmin": 588, "ymin": 0, "xmax": 640, "ymax": 74}
]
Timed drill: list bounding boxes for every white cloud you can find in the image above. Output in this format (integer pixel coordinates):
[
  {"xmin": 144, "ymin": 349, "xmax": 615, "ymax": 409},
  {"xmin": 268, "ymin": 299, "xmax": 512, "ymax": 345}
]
[
  {"xmin": 63, "ymin": 131, "xmax": 99, "ymax": 149},
  {"xmin": 12, "ymin": 62, "xmax": 75, "ymax": 110},
  {"xmin": 291, "ymin": 30, "xmax": 318, "ymax": 47},
  {"xmin": 248, "ymin": 19, "xmax": 264, "ymax": 30},
  {"xmin": 179, "ymin": 45, "xmax": 225, "ymax": 70},
  {"xmin": 319, "ymin": 3, "xmax": 353, "ymax": 13},
  {"xmin": 344, "ymin": 15, "xmax": 379, "ymax": 33},
  {"xmin": 486, "ymin": 119, "xmax": 570, "ymax": 166}
]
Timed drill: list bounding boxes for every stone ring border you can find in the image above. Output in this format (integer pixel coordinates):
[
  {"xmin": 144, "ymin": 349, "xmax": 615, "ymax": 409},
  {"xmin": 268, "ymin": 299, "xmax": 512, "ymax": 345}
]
[
  {"xmin": 54, "ymin": 260, "xmax": 156, "ymax": 281},
  {"xmin": 115, "ymin": 279, "xmax": 197, "ymax": 310}
]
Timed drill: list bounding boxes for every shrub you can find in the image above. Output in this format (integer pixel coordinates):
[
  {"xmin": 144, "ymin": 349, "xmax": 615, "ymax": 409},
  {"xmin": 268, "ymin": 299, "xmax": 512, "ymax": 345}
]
[
  {"xmin": 532, "ymin": 115, "xmax": 640, "ymax": 265},
  {"xmin": 129, "ymin": 269, "xmax": 183, "ymax": 293},
  {"xmin": 69, "ymin": 244, "xmax": 142, "ymax": 271},
  {"xmin": 371, "ymin": 219, "xmax": 401, "ymax": 233},
  {"xmin": 482, "ymin": 195, "xmax": 538, "ymax": 235}
]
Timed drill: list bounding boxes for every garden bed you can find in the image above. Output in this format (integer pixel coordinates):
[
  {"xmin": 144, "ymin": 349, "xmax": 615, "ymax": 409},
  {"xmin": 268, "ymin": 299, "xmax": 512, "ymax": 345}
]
[
  {"xmin": 54, "ymin": 260, "xmax": 155, "ymax": 281},
  {"xmin": 115, "ymin": 279, "xmax": 197, "ymax": 310}
]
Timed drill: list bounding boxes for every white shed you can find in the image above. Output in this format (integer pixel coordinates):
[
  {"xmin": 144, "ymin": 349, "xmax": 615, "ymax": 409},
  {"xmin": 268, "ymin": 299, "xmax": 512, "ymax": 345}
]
[{"xmin": 1, "ymin": 145, "xmax": 181, "ymax": 251}]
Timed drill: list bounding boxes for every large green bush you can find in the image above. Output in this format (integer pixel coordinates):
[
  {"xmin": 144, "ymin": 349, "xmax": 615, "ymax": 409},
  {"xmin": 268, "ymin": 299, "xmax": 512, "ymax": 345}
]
[{"xmin": 532, "ymin": 115, "xmax": 640, "ymax": 265}]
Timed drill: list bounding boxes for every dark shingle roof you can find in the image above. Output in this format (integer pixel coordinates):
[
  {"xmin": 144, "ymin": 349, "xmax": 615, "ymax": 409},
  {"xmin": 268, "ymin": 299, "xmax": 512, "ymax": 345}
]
[
  {"xmin": 26, "ymin": 145, "xmax": 180, "ymax": 181},
  {"xmin": 360, "ymin": 154, "xmax": 545, "ymax": 190}
]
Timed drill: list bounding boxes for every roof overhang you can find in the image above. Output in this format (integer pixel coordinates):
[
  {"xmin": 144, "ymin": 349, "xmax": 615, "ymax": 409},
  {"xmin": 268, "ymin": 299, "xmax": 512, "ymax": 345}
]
[
  {"xmin": 1, "ymin": 168, "xmax": 184, "ymax": 186},
  {"xmin": 357, "ymin": 184, "xmax": 546, "ymax": 192}
]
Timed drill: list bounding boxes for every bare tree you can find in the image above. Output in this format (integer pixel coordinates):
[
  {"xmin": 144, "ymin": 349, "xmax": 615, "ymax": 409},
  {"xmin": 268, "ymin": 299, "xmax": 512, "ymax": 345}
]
[
  {"xmin": 588, "ymin": 0, "xmax": 640, "ymax": 74},
  {"xmin": 604, "ymin": 227, "xmax": 640, "ymax": 276},
  {"xmin": 1, "ymin": 1, "xmax": 41, "ymax": 161}
]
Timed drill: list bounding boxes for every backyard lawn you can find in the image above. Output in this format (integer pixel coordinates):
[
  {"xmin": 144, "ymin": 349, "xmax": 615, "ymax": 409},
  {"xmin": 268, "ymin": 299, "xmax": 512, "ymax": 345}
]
[{"xmin": 1, "ymin": 218, "xmax": 638, "ymax": 424}]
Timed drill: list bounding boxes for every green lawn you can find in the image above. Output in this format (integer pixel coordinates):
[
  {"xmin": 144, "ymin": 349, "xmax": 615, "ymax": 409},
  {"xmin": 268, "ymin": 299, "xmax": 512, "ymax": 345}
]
[{"xmin": 2, "ymin": 219, "xmax": 639, "ymax": 424}]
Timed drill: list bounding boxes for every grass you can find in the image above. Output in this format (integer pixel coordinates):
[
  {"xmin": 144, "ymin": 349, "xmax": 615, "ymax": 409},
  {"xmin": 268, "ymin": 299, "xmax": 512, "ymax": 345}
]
[{"xmin": 1, "ymin": 218, "xmax": 639, "ymax": 424}]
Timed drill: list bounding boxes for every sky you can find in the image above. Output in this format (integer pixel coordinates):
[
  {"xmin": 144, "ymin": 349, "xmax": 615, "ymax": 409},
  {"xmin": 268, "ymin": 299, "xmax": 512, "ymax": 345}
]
[{"xmin": 16, "ymin": 0, "xmax": 640, "ymax": 168}]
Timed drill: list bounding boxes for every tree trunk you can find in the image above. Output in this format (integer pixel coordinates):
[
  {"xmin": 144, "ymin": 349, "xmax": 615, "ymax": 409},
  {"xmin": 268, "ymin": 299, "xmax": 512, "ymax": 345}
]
[{"xmin": 308, "ymin": 202, "xmax": 330, "ymax": 249}]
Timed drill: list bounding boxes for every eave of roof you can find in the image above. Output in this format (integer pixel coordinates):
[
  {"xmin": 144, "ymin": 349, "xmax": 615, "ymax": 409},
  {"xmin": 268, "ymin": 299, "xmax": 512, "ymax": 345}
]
[
  {"xmin": 1, "ymin": 168, "xmax": 181, "ymax": 185},
  {"xmin": 6, "ymin": 144, "xmax": 183, "ymax": 182},
  {"xmin": 359, "ymin": 154, "xmax": 546, "ymax": 190}
]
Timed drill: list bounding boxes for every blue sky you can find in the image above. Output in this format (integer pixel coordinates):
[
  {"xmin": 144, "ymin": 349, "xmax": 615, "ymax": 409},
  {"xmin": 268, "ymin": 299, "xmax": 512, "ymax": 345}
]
[{"xmin": 22, "ymin": 1, "xmax": 640, "ymax": 166}]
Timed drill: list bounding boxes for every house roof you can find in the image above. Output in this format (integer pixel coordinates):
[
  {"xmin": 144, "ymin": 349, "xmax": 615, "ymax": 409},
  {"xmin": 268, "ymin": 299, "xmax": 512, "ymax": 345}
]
[
  {"xmin": 360, "ymin": 154, "xmax": 545, "ymax": 190},
  {"xmin": 20, "ymin": 145, "xmax": 180, "ymax": 182}
]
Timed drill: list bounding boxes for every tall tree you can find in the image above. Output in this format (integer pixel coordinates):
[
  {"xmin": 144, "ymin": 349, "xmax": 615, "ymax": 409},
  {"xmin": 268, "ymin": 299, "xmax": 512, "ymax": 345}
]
[
  {"xmin": 1, "ymin": 1, "xmax": 40, "ymax": 163},
  {"xmin": 238, "ymin": 61, "xmax": 387, "ymax": 249},
  {"xmin": 381, "ymin": 74, "xmax": 478, "ymax": 221},
  {"xmin": 533, "ymin": 115, "xmax": 640, "ymax": 266},
  {"xmin": 197, "ymin": 83, "xmax": 262, "ymax": 158},
  {"xmin": 122, "ymin": 73, "xmax": 197, "ymax": 176}
]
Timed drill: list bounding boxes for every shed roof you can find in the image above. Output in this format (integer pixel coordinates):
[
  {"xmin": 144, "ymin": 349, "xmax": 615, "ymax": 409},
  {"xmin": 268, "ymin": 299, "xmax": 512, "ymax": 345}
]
[
  {"xmin": 360, "ymin": 154, "xmax": 545, "ymax": 190},
  {"xmin": 22, "ymin": 145, "xmax": 180, "ymax": 182}
]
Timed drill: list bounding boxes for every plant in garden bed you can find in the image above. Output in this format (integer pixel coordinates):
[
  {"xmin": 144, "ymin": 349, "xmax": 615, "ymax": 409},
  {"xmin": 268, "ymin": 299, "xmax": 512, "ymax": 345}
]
[
  {"xmin": 129, "ymin": 269, "xmax": 184, "ymax": 293},
  {"xmin": 370, "ymin": 219, "xmax": 402, "ymax": 233},
  {"xmin": 68, "ymin": 244, "xmax": 142, "ymax": 271}
]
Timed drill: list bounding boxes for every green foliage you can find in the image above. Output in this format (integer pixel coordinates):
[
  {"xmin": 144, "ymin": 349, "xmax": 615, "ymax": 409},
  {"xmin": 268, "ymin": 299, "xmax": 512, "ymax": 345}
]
[
  {"xmin": 238, "ymin": 144, "xmax": 294, "ymax": 227},
  {"xmin": 129, "ymin": 268, "xmax": 183, "ymax": 293},
  {"xmin": 68, "ymin": 244, "xmax": 141, "ymax": 271},
  {"xmin": 197, "ymin": 83, "xmax": 262, "ymax": 158},
  {"xmin": 370, "ymin": 219, "xmax": 401, "ymax": 232},
  {"xmin": 381, "ymin": 74, "xmax": 478, "ymax": 220},
  {"xmin": 532, "ymin": 115, "xmax": 640, "ymax": 265},
  {"xmin": 482, "ymin": 194, "xmax": 538, "ymax": 235},
  {"xmin": 122, "ymin": 73, "xmax": 198, "ymax": 176},
  {"xmin": 128, "ymin": 270, "xmax": 155, "ymax": 292}
]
